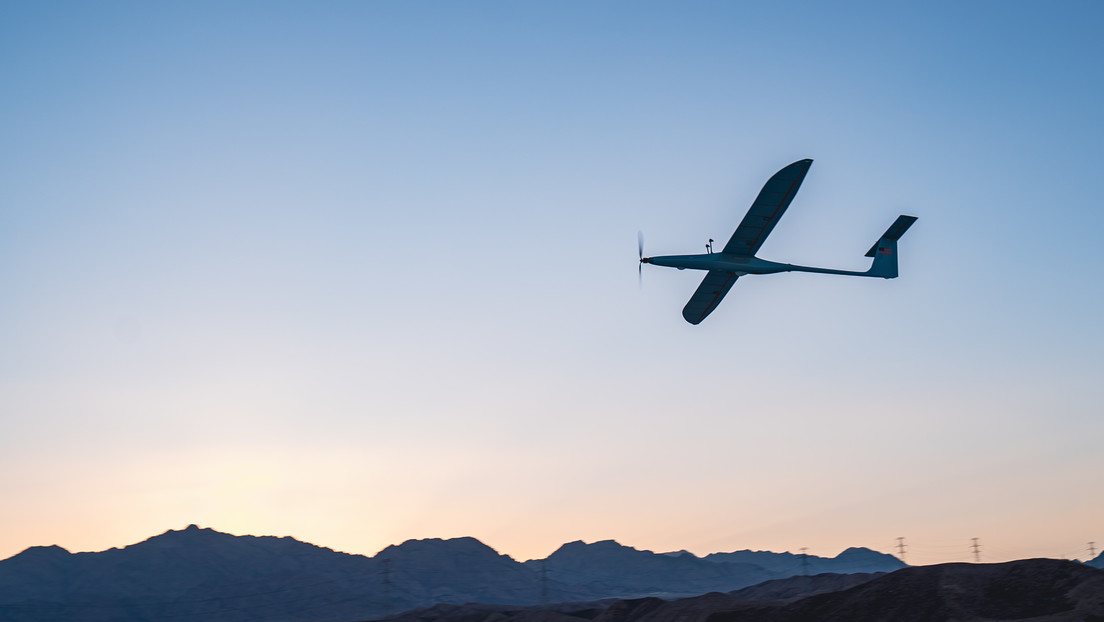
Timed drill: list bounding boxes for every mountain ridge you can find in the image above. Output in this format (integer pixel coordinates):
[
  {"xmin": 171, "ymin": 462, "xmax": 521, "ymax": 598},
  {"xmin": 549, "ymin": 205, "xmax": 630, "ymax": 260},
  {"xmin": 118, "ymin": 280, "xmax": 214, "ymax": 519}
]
[
  {"xmin": 2, "ymin": 528, "xmax": 898, "ymax": 566},
  {"xmin": 0, "ymin": 525, "xmax": 920, "ymax": 622}
]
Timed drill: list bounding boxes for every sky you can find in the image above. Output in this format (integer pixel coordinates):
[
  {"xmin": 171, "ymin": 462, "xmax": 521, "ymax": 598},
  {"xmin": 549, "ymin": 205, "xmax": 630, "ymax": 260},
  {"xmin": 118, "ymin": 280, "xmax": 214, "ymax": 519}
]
[{"xmin": 1, "ymin": 1, "xmax": 1102, "ymax": 568}]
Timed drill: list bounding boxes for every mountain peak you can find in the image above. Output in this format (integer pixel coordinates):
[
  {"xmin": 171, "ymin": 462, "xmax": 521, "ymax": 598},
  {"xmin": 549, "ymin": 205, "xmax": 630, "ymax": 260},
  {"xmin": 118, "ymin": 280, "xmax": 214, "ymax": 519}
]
[
  {"xmin": 378, "ymin": 536, "xmax": 509, "ymax": 560},
  {"xmin": 147, "ymin": 524, "xmax": 219, "ymax": 540},
  {"xmin": 132, "ymin": 524, "xmax": 228, "ymax": 549},
  {"xmin": 7, "ymin": 544, "xmax": 71, "ymax": 562},
  {"xmin": 166, "ymin": 524, "xmax": 215, "ymax": 536},
  {"xmin": 836, "ymin": 546, "xmax": 878, "ymax": 558},
  {"xmin": 553, "ymin": 539, "xmax": 637, "ymax": 555}
]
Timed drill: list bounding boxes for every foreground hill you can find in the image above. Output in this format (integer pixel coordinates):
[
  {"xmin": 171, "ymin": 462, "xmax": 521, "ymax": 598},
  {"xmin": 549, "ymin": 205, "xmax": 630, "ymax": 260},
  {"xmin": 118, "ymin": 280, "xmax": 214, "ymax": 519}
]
[
  {"xmin": 384, "ymin": 559, "xmax": 1104, "ymax": 622},
  {"xmin": 709, "ymin": 558, "xmax": 1104, "ymax": 622}
]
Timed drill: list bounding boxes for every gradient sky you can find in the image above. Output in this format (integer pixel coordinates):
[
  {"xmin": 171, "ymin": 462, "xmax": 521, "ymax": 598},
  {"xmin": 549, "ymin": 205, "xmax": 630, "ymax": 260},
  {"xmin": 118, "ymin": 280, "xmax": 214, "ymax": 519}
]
[{"xmin": 2, "ymin": 2, "xmax": 1102, "ymax": 567}]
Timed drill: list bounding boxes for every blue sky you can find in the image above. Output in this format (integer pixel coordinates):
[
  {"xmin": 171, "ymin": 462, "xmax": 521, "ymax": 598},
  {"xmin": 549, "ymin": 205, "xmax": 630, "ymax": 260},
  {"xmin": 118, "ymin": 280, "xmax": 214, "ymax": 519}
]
[{"xmin": 1, "ymin": 2, "xmax": 1102, "ymax": 566}]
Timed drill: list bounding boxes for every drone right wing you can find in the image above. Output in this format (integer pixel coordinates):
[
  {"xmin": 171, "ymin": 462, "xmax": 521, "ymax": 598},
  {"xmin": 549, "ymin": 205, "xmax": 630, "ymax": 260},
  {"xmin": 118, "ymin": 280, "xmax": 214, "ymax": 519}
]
[
  {"xmin": 682, "ymin": 270, "xmax": 740, "ymax": 325},
  {"xmin": 721, "ymin": 159, "xmax": 813, "ymax": 257}
]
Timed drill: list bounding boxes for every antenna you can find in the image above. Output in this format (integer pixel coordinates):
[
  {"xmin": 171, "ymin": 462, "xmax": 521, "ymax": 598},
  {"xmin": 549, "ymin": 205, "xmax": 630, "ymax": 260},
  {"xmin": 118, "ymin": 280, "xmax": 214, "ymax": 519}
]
[
  {"xmin": 706, "ymin": 238, "xmax": 714, "ymax": 253},
  {"xmin": 971, "ymin": 538, "xmax": 981, "ymax": 563},
  {"xmin": 800, "ymin": 547, "xmax": 809, "ymax": 576},
  {"xmin": 896, "ymin": 537, "xmax": 907, "ymax": 564}
]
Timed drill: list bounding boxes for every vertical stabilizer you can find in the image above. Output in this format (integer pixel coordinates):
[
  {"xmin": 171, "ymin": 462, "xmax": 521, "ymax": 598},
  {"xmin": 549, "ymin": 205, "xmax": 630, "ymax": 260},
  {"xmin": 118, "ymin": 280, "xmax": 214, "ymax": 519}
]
[{"xmin": 865, "ymin": 215, "xmax": 917, "ymax": 278}]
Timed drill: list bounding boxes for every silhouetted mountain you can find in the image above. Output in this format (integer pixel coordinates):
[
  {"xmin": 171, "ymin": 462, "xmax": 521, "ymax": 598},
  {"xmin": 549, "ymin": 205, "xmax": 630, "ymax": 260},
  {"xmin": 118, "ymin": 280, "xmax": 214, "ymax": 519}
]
[
  {"xmin": 384, "ymin": 559, "xmax": 1104, "ymax": 622},
  {"xmin": 703, "ymin": 547, "xmax": 904, "ymax": 575},
  {"xmin": 526, "ymin": 540, "xmax": 775, "ymax": 597},
  {"xmin": 1087, "ymin": 551, "xmax": 1104, "ymax": 569},
  {"xmin": 0, "ymin": 525, "xmax": 386, "ymax": 622},
  {"xmin": 377, "ymin": 537, "xmax": 599, "ymax": 608},
  {"xmin": 0, "ymin": 527, "xmax": 928, "ymax": 622},
  {"xmin": 0, "ymin": 528, "xmax": 664, "ymax": 621}
]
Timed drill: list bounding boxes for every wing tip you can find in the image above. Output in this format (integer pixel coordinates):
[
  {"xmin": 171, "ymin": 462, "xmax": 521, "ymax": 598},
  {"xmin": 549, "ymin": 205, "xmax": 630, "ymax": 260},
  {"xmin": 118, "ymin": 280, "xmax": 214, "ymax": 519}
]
[{"xmin": 782, "ymin": 158, "xmax": 813, "ymax": 171}]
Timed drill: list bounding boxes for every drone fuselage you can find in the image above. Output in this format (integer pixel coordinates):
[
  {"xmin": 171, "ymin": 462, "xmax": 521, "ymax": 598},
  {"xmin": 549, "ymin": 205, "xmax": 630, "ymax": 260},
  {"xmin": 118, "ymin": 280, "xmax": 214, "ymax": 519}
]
[{"xmin": 641, "ymin": 253, "xmax": 871, "ymax": 278}]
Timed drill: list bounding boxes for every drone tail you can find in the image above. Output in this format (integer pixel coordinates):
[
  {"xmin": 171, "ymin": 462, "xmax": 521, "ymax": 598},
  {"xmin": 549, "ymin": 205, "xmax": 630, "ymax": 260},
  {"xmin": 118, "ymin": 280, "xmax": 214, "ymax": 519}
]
[{"xmin": 865, "ymin": 215, "xmax": 918, "ymax": 279}]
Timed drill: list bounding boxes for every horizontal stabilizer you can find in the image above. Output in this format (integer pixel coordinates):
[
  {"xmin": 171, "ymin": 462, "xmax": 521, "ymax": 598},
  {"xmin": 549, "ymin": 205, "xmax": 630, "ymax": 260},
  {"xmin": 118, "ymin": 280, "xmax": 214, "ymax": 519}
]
[{"xmin": 865, "ymin": 215, "xmax": 918, "ymax": 257}]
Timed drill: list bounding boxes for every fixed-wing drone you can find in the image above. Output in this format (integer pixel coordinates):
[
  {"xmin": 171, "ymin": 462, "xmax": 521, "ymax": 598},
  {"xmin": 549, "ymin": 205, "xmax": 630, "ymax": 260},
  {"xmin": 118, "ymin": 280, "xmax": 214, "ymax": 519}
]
[{"xmin": 639, "ymin": 158, "xmax": 917, "ymax": 324}]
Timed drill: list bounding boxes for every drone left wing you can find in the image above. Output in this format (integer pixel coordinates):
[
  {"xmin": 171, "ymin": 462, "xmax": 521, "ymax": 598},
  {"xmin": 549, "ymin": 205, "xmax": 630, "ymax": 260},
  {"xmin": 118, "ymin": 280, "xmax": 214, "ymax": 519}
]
[
  {"xmin": 682, "ymin": 271, "xmax": 740, "ymax": 325},
  {"xmin": 721, "ymin": 159, "xmax": 813, "ymax": 257}
]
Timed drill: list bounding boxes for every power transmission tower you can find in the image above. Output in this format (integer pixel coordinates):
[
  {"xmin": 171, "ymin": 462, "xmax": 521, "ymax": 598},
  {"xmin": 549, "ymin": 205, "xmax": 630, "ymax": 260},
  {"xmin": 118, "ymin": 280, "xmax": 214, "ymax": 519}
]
[
  {"xmin": 800, "ymin": 547, "xmax": 809, "ymax": 576},
  {"xmin": 971, "ymin": 538, "xmax": 981, "ymax": 563},
  {"xmin": 896, "ymin": 537, "xmax": 907, "ymax": 564},
  {"xmin": 1090, "ymin": 542, "xmax": 1097, "ymax": 559},
  {"xmin": 541, "ymin": 560, "xmax": 549, "ymax": 606},
  {"xmin": 381, "ymin": 558, "xmax": 393, "ymax": 617}
]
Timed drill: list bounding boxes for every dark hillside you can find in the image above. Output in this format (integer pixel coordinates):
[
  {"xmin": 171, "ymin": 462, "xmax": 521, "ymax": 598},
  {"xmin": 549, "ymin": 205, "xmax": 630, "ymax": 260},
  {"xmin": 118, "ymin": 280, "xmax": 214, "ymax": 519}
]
[
  {"xmin": 383, "ymin": 560, "xmax": 1104, "ymax": 622},
  {"xmin": 707, "ymin": 559, "xmax": 1104, "ymax": 622}
]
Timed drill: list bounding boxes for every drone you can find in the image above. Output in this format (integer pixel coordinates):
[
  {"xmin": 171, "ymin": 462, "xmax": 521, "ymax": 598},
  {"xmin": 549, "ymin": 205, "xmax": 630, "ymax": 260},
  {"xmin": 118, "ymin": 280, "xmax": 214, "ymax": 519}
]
[{"xmin": 639, "ymin": 159, "xmax": 917, "ymax": 324}]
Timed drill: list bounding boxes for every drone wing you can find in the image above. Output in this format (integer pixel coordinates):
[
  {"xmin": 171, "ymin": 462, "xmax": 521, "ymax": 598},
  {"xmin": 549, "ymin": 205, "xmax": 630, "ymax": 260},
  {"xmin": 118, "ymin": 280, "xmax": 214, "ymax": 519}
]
[
  {"xmin": 682, "ymin": 271, "xmax": 740, "ymax": 325},
  {"xmin": 721, "ymin": 159, "xmax": 813, "ymax": 257}
]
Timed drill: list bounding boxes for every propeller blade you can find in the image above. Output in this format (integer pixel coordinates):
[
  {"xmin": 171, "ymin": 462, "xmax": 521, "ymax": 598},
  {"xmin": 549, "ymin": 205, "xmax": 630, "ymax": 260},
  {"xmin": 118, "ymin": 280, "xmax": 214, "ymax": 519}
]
[{"xmin": 637, "ymin": 231, "xmax": 644, "ymax": 287}]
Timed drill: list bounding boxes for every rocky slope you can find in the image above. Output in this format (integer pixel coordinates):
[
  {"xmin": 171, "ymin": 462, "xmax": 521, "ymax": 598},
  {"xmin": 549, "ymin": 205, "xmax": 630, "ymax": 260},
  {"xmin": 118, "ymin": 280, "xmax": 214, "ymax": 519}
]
[
  {"xmin": 707, "ymin": 558, "xmax": 1104, "ymax": 622},
  {"xmin": 383, "ymin": 559, "xmax": 1104, "ymax": 622}
]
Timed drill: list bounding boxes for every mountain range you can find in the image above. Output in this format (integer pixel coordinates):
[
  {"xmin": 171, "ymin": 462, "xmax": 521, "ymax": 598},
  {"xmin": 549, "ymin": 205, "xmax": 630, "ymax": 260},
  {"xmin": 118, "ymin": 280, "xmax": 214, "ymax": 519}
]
[
  {"xmin": 8, "ymin": 526, "xmax": 1102, "ymax": 622},
  {"xmin": 0, "ymin": 525, "xmax": 904, "ymax": 622}
]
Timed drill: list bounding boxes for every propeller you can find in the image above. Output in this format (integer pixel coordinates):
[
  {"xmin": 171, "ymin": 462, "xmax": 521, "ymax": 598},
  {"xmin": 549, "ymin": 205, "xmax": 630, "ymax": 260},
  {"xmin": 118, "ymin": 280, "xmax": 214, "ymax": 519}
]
[{"xmin": 637, "ymin": 230, "xmax": 645, "ymax": 286}]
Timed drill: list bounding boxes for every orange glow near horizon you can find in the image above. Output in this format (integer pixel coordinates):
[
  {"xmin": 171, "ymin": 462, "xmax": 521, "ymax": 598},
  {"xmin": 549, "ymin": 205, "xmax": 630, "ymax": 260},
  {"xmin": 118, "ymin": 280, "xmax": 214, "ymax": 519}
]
[{"xmin": 3, "ymin": 438, "xmax": 1101, "ymax": 566}]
